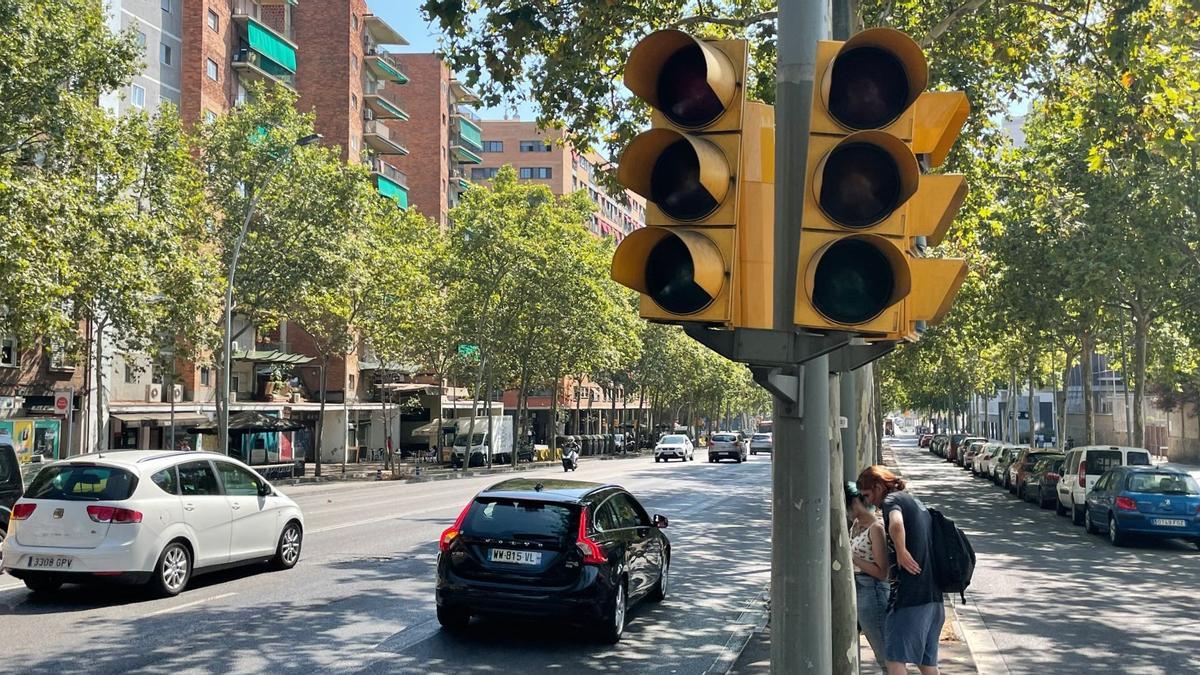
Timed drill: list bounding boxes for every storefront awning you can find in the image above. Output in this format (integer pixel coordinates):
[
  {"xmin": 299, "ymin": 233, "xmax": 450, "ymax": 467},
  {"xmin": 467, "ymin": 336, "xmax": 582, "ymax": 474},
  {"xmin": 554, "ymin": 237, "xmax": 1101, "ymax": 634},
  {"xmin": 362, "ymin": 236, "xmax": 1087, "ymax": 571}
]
[
  {"xmin": 413, "ymin": 419, "xmax": 461, "ymax": 436},
  {"xmin": 231, "ymin": 349, "xmax": 313, "ymax": 365},
  {"xmin": 113, "ymin": 413, "xmax": 209, "ymax": 428},
  {"xmin": 379, "ymin": 383, "xmax": 438, "ymax": 393}
]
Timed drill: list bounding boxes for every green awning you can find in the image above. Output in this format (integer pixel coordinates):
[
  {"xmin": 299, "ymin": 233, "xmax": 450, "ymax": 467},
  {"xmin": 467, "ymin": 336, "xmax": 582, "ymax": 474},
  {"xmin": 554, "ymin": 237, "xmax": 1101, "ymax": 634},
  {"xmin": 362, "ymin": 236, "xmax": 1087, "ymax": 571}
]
[
  {"xmin": 376, "ymin": 174, "xmax": 409, "ymax": 209},
  {"xmin": 372, "ymin": 55, "xmax": 408, "ymax": 83},
  {"xmin": 247, "ymin": 19, "xmax": 296, "ymax": 73},
  {"xmin": 452, "ymin": 144, "xmax": 483, "ymax": 164},
  {"xmin": 457, "ymin": 117, "xmax": 483, "ymax": 152},
  {"xmin": 231, "ymin": 349, "xmax": 312, "ymax": 365},
  {"xmin": 376, "ymin": 96, "xmax": 409, "ymax": 121}
]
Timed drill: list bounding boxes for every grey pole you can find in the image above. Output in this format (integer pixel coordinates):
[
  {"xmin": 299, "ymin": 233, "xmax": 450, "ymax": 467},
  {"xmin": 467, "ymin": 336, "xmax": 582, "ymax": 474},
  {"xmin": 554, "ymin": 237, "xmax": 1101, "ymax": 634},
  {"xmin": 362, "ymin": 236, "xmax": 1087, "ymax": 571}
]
[
  {"xmin": 773, "ymin": 1, "xmax": 831, "ymax": 672},
  {"xmin": 841, "ymin": 370, "xmax": 858, "ymax": 482}
]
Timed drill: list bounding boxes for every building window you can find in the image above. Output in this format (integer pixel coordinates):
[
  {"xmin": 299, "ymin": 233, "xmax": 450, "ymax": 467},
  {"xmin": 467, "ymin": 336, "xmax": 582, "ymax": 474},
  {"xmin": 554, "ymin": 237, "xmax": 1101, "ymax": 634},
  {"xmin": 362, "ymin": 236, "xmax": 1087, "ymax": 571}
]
[
  {"xmin": 135, "ymin": 30, "xmax": 147, "ymax": 50},
  {"xmin": 348, "ymin": 374, "xmax": 357, "ymax": 392},
  {"xmin": 351, "ymin": 93, "xmax": 358, "ymax": 110},
  {"xmin": 350, "ymin": 136, "xmax": 358, "ymax": 153},
  {"xmin": 200, "ymin": 367, "xmax": 211, "ymax": 386},
  {"xmin": 204, "ymin": 109, "xmax": 218, "ymax": 124},
  {"xmin": 131, "ymin": 84, "xmax": 146, "ymax": 109},
  {"xmin": 519, "ymin": 167, "xmax": 552, "ymax": 179},
  {"xmin": 352, "ymin": 55, "xmax": 359, "ymax": 72},
  {"xmin": 206, "ymin": 58, "xmax": 219, "ymax": 81},
  {"xmin": 352, "ymin": 14, "xmax": 360, "ymax": 30},
  {"xmin": 207, "ymin": 9, "xmax": 219, "ymax": 31},
  {"xmin": 482, "ymin": 140, "xmax": 504, "ymax": 153},
  {"xmin": 48, "ymin": 342, "xmax": 74, "ymax": 370},
  {"xmin": 125, "ymin": 360, "xmax": 138, "ymax": 384},
  {"xmin": 236, "ymin": 84, "xmax": 247, "ymax": 106},
  {"xmin": 161, "ymin": 0, "xmax": 170, "ymax": 12},
  {"xmin": 1, "ymin": 336, "xmax": 15, "ymax": 367},
  {"xmin": 231, "ymin": 375, "xmax": 240, "ymax": 393},
  {"xmin": 519, "ymin": 140, "xmax": 551, "ymax": 152},
  {"xmin": 471, "ymin": 167, "xmax": 499, "ymax": 180},
  {"xmin": 160, "ymin": 43, "xmax": 172, "ymax": 66}
]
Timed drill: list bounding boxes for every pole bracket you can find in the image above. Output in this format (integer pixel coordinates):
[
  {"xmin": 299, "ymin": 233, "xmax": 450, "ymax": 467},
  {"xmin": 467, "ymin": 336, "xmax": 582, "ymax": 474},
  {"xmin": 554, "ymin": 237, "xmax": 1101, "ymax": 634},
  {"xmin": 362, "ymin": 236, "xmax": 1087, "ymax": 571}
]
[
  {"xmin": 751, "ymin": 366, "xmax": 803, "ymax": 416},
  {"xmin": 828, "ymin": 340, "xmax": 898, "ymax": 373},
  {"xmin": 683, "ymin": 324, "xmax": 853, "ymax": 367}
]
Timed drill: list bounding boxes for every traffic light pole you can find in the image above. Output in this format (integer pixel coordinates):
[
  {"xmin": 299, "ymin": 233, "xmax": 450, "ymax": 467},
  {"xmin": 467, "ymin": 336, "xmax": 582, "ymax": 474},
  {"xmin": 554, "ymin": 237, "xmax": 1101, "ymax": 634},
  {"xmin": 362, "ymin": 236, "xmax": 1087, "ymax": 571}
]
[{"xmin": 773, "ymin": 1, "xmax": 831, "ymax": 673}]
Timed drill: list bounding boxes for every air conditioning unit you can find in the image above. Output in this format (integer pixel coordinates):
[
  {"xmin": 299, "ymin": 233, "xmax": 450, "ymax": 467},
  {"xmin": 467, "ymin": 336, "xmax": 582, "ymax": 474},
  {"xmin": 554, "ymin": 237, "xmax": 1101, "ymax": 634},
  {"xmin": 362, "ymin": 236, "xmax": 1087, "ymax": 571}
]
[
  {"xmin": 145, "ymin": 384, "xmax": 163, "ymax": 403},
  {"xmin": 290, "ymin": 392, "xmax": 302, "ymax": 403},
  {"xmin": 229, "ymin": 391, "xmax": 238, "ymax": 403},
  {"xmin": 166, "ymin": 384, "xmax": 184, "ymax": 403},
  {"xmin": 230, "ymin": 341, "xmax": 241, "ymax": 353}
]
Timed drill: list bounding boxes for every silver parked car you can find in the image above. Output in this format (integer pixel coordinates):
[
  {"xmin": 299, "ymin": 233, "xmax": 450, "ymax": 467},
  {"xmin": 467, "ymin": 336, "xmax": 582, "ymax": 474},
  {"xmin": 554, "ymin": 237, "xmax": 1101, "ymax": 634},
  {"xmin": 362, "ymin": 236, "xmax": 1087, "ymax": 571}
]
[{"xmin": 749, "ymin": 433, "xmax": 773, "ymax": 455}]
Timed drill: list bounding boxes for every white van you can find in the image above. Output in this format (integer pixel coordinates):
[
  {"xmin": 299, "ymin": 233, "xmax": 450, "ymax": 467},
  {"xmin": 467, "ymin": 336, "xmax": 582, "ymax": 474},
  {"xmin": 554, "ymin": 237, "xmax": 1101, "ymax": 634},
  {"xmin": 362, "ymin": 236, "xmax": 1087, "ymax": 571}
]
[{"xmin": 1057, "ymin": 445, "xmax": 1153, "ymax": 524}]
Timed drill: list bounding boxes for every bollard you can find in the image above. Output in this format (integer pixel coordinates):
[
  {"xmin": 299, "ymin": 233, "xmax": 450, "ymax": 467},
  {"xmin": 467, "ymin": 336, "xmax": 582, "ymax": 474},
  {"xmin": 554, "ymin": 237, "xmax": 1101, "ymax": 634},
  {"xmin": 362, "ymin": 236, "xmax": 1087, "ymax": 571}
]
[{"xmin": 376, "ymin": 469, "xmax": 382, "ymax": 481}]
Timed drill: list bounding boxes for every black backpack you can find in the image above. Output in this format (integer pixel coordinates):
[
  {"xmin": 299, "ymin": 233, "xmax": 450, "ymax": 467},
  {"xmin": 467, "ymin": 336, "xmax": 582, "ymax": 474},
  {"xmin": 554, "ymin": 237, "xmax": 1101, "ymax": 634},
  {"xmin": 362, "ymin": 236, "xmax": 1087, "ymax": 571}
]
[{"xmin": 928, "ymin": 507, "xmax": 975, "ymax": 601}]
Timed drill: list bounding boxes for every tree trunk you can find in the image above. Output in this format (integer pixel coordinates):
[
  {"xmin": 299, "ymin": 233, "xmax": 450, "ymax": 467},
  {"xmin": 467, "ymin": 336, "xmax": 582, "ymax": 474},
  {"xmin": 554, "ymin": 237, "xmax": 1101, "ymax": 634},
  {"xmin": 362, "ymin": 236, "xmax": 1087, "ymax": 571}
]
[
  {"xmin": 611, "ymin": 379, "xmax": 618, "ymax": 453},
  {"xmin": 828, "ymin": 373, "xmax": 858, "ymax": 675},
  {"xmin": 516, "ymin": 360, "xmax": 530, "ymax": 467},
  {"xmin": 1059, "ymin": 352, "xmax": 1072, "ymax": 451},
  {"xmin": 315, "ymin": 359, "xmax": 327, "ymax": 477},
  {"xmin": 485, "ymin": 366, "xmax": 496, "ymax": 468},
  {"xmin": 93, "ymin": 321, "xmax": 107, "ymax": 452},
  {"xmin": 872, "ymin": 367, "xmax": 884, "ymax": 463},
  {"xmin": 1132, "ymin": 310, "xmax": 1149, "ymax": 449},
  {"xmin": 550, "ymin": 375, "xmax": 560, "ymax": 458},
  {"xmin": 1028, "ymin": 350, "xmax": 1037, "ymax": 446},
  {"xmin": 1082, "ymin": 329, "xmax": 1095, "ymax": 444},
  {"xmin": 464, "ymin": 356, "xmax": 485, "ymax": 471}
]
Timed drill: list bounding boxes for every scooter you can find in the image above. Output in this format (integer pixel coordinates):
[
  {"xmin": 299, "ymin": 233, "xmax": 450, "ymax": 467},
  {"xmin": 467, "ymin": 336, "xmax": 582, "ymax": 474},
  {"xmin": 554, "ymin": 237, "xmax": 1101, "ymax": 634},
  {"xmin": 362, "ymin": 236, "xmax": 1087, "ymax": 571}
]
[{"xmin": 562, "ymin": 451, "xmax": 579, "ymax": 472}]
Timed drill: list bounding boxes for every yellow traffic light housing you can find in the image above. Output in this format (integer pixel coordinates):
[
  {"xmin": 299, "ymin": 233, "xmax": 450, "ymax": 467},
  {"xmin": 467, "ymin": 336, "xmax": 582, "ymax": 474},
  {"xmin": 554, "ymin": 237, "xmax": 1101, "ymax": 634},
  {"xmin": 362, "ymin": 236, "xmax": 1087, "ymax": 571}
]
[
  {"xmin": 795, "ymin": 28, "xmax": 970, "ymax": 337},
  {"xmin": 611, "ymin": 29, "xmax": 774, "ymax": 329}
]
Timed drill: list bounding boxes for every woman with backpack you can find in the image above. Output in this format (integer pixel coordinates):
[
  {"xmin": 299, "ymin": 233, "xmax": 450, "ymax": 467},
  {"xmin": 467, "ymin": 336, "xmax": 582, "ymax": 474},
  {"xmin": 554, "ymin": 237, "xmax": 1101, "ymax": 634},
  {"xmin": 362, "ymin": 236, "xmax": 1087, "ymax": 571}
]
[
  {"xmin": 857, "ymin": 465, "xmax": 945, "ymax": 675},
  {"xmin": 846, "ymin": 483, "xmax": 889, "ymax": 673}
]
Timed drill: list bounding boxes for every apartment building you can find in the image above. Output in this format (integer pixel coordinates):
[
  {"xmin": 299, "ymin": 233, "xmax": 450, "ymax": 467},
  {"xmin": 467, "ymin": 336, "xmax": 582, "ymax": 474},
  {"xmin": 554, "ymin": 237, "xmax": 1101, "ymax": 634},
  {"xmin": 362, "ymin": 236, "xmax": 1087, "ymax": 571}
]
[
  {"xmin": 392, "ymin": 53, "xmax": 484, "ymax": 226},
  {"xmin": 102, "ymin": 0, "xmax": 184, "ymax": 115},
  {"xmin": 474, "ymin": 121, "xmax": 646, "ymax": 240}
]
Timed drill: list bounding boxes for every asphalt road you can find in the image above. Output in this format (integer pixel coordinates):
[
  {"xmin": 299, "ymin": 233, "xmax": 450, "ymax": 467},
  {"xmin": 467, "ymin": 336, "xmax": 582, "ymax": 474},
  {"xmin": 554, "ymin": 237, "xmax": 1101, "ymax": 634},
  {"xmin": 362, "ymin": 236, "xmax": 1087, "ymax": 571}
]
[
  {"xmin": 890, "ymin": 435, "xmax": 1200, "ymax": 675},
  {"xmin": 0, "ymin": 453, "xmax": 771, "ymax": 675}
]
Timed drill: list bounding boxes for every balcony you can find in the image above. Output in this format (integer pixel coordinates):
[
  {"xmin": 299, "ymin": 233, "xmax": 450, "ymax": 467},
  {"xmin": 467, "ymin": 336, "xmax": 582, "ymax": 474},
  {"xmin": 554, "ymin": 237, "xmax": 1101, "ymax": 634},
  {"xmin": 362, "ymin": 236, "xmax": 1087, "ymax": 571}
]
[
  {"xmin": 363, "ymin": 118, "xmax": 408, "ymax": 155},
  {"xmin": 363, "ymin": 80, "xmax": 409, "ymax": 121},
  {"xmin": 453, "ymin": 112, "xmax": 484, "ymax": 154},
  {"xmin": 451, "ymin": 167, "xmax": 470, "ymax": 192},
  {"xmin": 232, "ymin": 0, "xmax": 297, "ymax": 44},
  {"xmin": 232, "ymin": 48, "xmax": 296, "ymax": 90},
  {"xmin": 371, "ymin": 158, "xmax": 408, "ymax": 209},
  {"xmin": 363, "ymin": 14, "xmax": 409, "ymax": 46},
  {"xmin": 450, "ymin": 79, "xmax": 480, "ymax": 105},
  {"xmin": 364, "ymin": 46, "xmax": 408, "ymax": 84}
]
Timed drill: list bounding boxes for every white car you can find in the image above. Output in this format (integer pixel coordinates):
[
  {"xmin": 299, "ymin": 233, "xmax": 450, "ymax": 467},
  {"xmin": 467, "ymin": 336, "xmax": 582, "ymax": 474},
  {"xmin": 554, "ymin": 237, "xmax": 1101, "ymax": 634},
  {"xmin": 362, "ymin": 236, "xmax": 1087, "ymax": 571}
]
[
  {"xmin": 749, "ymin": 433, "xmax": 773, "ymax": 455},
  {"xmin": 655, "ymin": 434, "xmax": 694, "ymax": 462},
  {"xmin": 2, "ymin": 450, "xmax": 304, "ymax": 597},
  {"xmin": 1057, "ymin": 445, "xmax": 1153, "ymax": 524}
]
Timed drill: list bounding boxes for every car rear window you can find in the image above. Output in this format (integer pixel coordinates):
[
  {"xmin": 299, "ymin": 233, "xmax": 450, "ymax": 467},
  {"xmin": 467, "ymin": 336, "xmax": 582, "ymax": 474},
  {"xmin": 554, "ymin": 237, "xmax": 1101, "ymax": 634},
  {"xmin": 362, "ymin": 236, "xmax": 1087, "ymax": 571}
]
[
  {"xmin": 1085, "ymin": 450, "xmax": 1123, "ymax": 475},
  {"xmin": 463, "ymin": 498, "xmax": 577, "ymax": 541},
  {"xmin": 1125, "ymin": 473, "xmax": 1200, "ymax": 495},
  {"xmin": 1126, "ymin": 452, "xmax": 1151, "ymax": 466},
  {"xmin": 713, "ymin": 434, "xmax": 737, "ymax": 442},
  {"xmin": 661, "ymin": 435, "xmax": 688, "ymax": 444},
  {"xmin": 752, "ymin": 434, "xmax": 770, "ymax": 441},
  {"xmin": 25, "ymin": 465, "xmax": 137, "ymax": 501}
]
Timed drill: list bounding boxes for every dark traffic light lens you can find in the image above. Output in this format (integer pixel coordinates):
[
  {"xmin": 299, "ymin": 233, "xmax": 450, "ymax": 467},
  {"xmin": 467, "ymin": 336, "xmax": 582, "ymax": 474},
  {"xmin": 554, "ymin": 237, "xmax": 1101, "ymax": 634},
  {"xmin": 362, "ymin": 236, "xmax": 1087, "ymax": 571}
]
[
  {"xmin": 658, "ymin": 45, "xmax": 724, "ymax": 128},
  {"xmin": 651, "ymin": 139, "xmax": 718, "ymax": 221},
  {"xmin": 828, "ymin": 47, "xmax": 909, "ymax": 129},
  {"xmin": 645, "ymin": 234, "xmax": 713, "ymax": 314},
  {"xmin": 812, "ymin": 239, "xmax": 895, "ymax": 324},
  {"xmin": 819, "ymin": 142, "xmax": 902, "ymax": 228}
]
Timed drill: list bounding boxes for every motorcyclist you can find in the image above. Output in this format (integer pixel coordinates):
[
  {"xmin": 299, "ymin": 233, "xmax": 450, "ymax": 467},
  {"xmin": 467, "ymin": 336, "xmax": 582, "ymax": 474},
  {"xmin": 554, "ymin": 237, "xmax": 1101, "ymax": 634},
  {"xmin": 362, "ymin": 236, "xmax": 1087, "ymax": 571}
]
[{"xmin": 562, "ymin": 438, "xmax": 581, "ymax": 472}]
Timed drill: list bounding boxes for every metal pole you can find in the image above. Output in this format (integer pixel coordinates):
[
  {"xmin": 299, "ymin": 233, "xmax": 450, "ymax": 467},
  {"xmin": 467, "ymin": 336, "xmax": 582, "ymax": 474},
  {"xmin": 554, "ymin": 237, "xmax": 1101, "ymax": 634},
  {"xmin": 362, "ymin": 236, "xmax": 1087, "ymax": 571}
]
[
  {"xmin": 840, "ymin": 369, "xmax": 858, "ymax": 483},
  {"xmin": 774, "ymin": 1, "xmax": 831, "ymax": 672},
  {"xmin": 65, "ymin": 387, "xmax": 75, "ymax": 458}
]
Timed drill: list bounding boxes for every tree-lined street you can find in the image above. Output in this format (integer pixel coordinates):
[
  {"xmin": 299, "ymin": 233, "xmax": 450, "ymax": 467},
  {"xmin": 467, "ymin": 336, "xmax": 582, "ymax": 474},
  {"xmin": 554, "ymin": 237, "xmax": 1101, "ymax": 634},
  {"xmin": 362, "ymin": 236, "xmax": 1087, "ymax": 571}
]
[{"xmin": 0, "ymin": 456, "xmax": 771, "ymax": 674}]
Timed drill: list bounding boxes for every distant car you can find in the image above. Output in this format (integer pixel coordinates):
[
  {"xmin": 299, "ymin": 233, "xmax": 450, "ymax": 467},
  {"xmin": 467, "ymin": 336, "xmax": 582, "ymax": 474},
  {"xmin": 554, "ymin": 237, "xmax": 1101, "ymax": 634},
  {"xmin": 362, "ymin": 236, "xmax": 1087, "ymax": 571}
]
[
  {"xmin": 654, "ymin": 435, "xmax": 694, "ymax": 463},
  {"xmin": 955, "ymin": 437, "xmax": 986, "ymax": 467},
  {"xmin": 708, "ymin": 433, "xmax": 747, "ymax": 463},
  {"xmin": 930, "ymin": 435, "xmax": 949, "ymax": 457},
  {"xmin": 435, "ymin": 478, "xmax": 671, "ymax": 643},
  {"xmin": 1083, "ymin": 467, "xmax": 1200, "ymax": 549},
  {"xmin": 2, "ymin": 451, "xmax": 304, "ymax": 596},
  {"xmin": 0, "ymin": 434, "xmax": 22, "ymax": 566},
  {"xmin": 1010, "ymin": 448, "xmax": 1056, "ymax": 498},
  {"xmin": 1023, "ymin": 455, "xmax": 1066, "ymax": 509},
  {"xmin": 959, "ymin": 441, "xmax": 986, "ymax": 471},
  {"xmin": 992, "ymin": 446, "xmax": 1022, "ymax": 486},
  {"xmin": 749, "ymin": 433, "xmax": 773, "ymax": 455},
  {"xmin": 973, "ymin": 443, "xmax": 1002, "ymax": 476},
  {"xmin": 918, "ymin": 434, "xmax": 933, "ymax": 448},
  {"xmin": 1057, "ymin": 446, "xmax": 1153, "ymax": 524}
]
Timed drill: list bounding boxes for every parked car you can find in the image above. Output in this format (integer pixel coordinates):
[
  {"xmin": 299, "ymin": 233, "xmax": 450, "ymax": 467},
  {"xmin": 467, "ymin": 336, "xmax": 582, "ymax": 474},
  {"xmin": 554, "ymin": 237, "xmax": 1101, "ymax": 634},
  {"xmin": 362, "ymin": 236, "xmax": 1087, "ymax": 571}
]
[
  {"xmin": 955, "ymin": 437, "xmax": 986, "ymax": 467},
  {"xmin": 930, "ymin": 435, "xmax": 950, "ymax": 457},
  {"xmin": 1022, "ymin": 455, "xmax": 1066, "ymax": 509},
  {"xmin": 749, "ymin": 433, "xmax": 773, "ymax": 455},
  {"xmin": 972, "ymin": 442, "xmax": 1002, "ymax": 476},
  {"xmin": 991, "ymin": 446, "xmax": 1021, "ymax": 485},
  {"xmin": 2, "ymin": 451, "xmax": 304, "ymax": 596},
  {"xmin": 959, "ymin": 441, "xmax": 986, "ymax": 471},
  {"xmin": 0, "ymin": 433, "xmax": 22, "ymax": 565},
  {"xmin": 654, "ymin": 434, "xmax": 694, "ymax": 463},
  {"xmin": 918, "ymin": 434, "xmax": 933, "ymax": 448},
  {"xmin": 435, "ymin": 478, "xmax": 671, "ymax": 643},
  {"xmin": 708, "ymin": 433, "xmax": 748, "ymax": 463},
  {"xmin": 1057, "ymin": 446, "xmax": 1154, "ymax": 524},
  {"xmin": 1083, "ymin": 467, "xmax": 1200, "ymax": 549},
  {"xmin": 1010, "ymin": 449, "xmax": 1059, "ymax": 498}
]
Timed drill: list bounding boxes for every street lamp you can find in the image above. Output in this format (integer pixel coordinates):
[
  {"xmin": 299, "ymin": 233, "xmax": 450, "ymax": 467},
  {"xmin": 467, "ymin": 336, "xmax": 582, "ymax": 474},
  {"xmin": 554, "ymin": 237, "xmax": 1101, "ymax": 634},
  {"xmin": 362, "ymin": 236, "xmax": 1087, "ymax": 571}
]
[{"xmin": 218, "ymin": 133, "xmax": 322, "ymax": 457}]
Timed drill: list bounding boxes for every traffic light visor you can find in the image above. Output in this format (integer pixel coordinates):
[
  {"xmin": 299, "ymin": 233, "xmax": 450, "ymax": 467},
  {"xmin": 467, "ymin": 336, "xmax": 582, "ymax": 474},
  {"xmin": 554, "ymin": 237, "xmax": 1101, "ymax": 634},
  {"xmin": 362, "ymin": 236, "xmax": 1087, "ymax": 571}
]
[
  {"xmin": 822, "ymin": 28, "xmax": 928, "ymax": 131},
  {"xmin": 808, "ymin": 235, "xmax": 911, "ymax": 325},
  {"xmin": 813, "ymin": 131, "xmax": 919, "ymax": 229},
  {"xmin": 610, "ymin": 227, "xmax": 725, "ymax": 315},
  {"xmin": 618, "ymin": 129, "xmax": 732, "ymax": 222},
  {"xmin": 625, "ymin": 30, "xmax": 738, "ymax": 130}
]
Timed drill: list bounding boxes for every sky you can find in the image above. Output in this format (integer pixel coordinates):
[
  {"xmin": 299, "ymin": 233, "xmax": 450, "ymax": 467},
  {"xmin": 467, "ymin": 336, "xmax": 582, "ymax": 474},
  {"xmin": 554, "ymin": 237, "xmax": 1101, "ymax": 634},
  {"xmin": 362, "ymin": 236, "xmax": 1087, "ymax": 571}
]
[{"xmin": 370, "ymin": 1, "xmax": 538, "ymax": 121}]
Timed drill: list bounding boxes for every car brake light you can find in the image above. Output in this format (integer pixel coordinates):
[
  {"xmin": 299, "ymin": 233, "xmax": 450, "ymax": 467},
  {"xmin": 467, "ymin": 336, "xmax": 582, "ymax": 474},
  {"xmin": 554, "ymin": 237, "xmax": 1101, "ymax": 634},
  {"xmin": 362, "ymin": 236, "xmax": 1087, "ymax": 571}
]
[
  {"xmin": 1078, "ymin": 461, "xmax": 1087, "ymax": 488},
  {"xmin": 1115, "ymin": 496, "xmax": 1137, "ymax": 511},
  {"xmin": 1046, "ymin": 473, "xmax": 1060, "ymax": 481},
  {"xmin": 439, "ymin": 501, "xmax": 472, "ymax": 552},
  {"xmin": 576, "ymin": 506, "xmax": 607, "ymax": 565},
  {"xmin": 11, "ymin": 503, "xmax": 36, "ymax": 520},
  {"xmin": 86, "ymin": 506, "xmax": 143, "ymax": 523}
]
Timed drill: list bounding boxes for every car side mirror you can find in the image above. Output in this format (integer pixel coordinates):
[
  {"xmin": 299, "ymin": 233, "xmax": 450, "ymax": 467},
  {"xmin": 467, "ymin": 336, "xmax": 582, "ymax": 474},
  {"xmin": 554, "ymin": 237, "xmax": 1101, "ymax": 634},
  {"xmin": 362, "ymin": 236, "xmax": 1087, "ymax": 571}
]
[
  {"xmin": 652, "ymin": 514, "xmax": 669, "ymax": 528},
  {"xmin": 258, "ymin": 482, "xmax": 273, "ymax": 497}
]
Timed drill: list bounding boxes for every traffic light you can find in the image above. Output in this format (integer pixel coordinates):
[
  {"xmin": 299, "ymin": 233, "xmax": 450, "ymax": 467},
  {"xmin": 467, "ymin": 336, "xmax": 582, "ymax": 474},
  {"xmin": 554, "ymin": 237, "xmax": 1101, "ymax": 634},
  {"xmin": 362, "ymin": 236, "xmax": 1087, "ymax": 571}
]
[
  {"xmin": 610, "ymin": 30, "xmax": 774, "ymax": 328},
  {"xmin": 794, "ymin": 28, "xmax": 968, "ymax": 337}
]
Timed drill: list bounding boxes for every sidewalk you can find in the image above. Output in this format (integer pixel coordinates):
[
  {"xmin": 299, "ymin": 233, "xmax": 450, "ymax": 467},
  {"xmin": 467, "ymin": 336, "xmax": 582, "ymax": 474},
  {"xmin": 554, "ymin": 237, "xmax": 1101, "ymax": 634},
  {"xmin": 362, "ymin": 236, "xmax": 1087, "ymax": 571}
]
[{"xmin": 728, "ymin": 443, "xmax": 979, "ymax": 674}]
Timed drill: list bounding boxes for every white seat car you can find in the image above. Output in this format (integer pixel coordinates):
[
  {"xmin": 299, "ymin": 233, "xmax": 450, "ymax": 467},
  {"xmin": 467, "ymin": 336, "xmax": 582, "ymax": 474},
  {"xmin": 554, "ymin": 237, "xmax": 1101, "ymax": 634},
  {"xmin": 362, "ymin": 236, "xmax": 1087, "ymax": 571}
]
[
  {"xmin": 654, "ymin": 434, "xmax": 694, "ymax": 462},
  {"xmin": 2, "ymin": 450, "xmax": 304, "ymax": 597},
  {"xmin": 1056, "ymin": 445, "xmax": 1152, "ymax": 525},
  {"xmin": 749, "ymin": 433, "xmax": 773, "ymax": 455}
]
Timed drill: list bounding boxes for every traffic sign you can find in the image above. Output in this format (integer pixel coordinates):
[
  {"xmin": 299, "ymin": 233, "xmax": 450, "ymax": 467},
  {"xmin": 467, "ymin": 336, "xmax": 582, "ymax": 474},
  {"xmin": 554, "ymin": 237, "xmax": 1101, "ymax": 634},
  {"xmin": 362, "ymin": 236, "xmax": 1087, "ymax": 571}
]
[
  {"xmin": 457, "ymin": 344, "xmax": 480, "ymax": 358},
  {"xmin": 53, "ymin": 390, "xmax": 71, "ymax": 416}
]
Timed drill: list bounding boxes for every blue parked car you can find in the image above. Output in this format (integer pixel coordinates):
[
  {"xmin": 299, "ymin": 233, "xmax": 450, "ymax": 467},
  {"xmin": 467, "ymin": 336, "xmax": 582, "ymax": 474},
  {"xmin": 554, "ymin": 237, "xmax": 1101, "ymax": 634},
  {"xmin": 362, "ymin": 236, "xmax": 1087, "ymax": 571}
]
[{"xmin": 1084, "ymin": 466, "xmax": 1200, "ymax": 549}]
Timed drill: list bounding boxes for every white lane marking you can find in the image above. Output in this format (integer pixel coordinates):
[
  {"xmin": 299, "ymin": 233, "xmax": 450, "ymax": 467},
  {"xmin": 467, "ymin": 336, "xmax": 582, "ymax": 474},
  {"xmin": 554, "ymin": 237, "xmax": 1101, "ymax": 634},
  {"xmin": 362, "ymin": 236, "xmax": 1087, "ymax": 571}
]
[
  {"xmin": 0, "ymin": 580, "xmax": 25, "ymax": 593},
  {"xmin": 144, "ymin": 591, "xmax": 236, "ymax": 617},
  {"xmin": 308, "ymin": 503, "xmax": 463, "ymax": 534}
]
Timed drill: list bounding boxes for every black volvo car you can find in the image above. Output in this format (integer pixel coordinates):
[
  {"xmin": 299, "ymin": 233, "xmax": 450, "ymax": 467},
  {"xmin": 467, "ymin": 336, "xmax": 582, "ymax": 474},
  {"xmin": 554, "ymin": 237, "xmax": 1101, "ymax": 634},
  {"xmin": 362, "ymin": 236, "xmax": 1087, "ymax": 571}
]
[{"xmin": 435, "ymin": 478, "xmax": 671, "ymax": 643}]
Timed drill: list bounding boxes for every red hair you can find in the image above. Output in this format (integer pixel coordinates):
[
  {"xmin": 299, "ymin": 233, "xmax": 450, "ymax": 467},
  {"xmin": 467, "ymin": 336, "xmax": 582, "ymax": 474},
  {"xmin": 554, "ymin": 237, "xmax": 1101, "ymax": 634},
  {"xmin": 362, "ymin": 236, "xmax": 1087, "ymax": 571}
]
[{"xmin": 857, "ymin": 465, "xmax": 906, "ymax": 494}]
